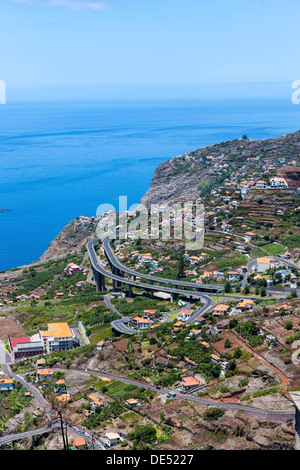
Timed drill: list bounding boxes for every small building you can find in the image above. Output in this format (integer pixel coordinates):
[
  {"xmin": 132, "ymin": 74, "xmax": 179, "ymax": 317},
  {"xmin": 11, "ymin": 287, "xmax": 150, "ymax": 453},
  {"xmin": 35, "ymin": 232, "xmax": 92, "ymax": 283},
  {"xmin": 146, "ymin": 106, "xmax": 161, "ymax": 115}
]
[
  {"xmin": 88, "ymin": 394, "xmax": 104, "ymax": 410},
  {"xmin": 32, "ymin": 409, "xmax": 44, "ymax": 418},
  {"xmin": 130, "ymin": 317, "xmax": 154, "ymax": 329},
  {"xmin": 177, "ymin": 309, "xmax": 194, "ymax": 322},
  {"xmin": 189, "ymin": 329, "xmax": 201, "ymax": 337},
  {"xmin": 36, "ymin": 368, "xmax": 54, "ymax": 380},
  {"xmin": 237, "ymin": 299, "xmax": 254, "ymax": 310},
  {"xmin": 36, "ymin": 358, "xmax": 46, "ymax": 367},
  {"xmin": 110, "ymin": 292, "xmax": 126, "ymax": 299},
  {"xmin": 143, "ymin": 310, "xmax": 157, "ymax": 319},
  {"xmin": 256, "ymin": 257, "xmax": 277, "ymax": 273},
  {"xmin": 104, "ymin": 432, "xmax": 121, "ymax": 448},
  {"xmin": 0, "ymin": 378, "xmax": 14, "ymax": 392},
  {"xmin": 266, "ymin": 334, "xmax": 276, "ymax": 344},
  {"xmin": 244, "ymin": 232, "xmax": 255, "ymax": 241},
  {"xmin": 54, "ymin": 379, "xmax": 66, "ymax": 393},
  {"xmin": 16, "ymin": 295, "xmax": 29, "ymax": 302},
  {"xmin": 270, "ymin": 177, "xmax": 288, "ymax": 188},
  {"xmin": 125, "ymin": 398, "xmax": 139, "ymax": 407},
  {"xmin": 274, "ymin": 304, "xmax": 292, "ymax": 314},
  {"xmin": 28, "ymin": 294, "xmax": 40, "ymax": 301},
  {"xmin": 194, "ymin": 316, "xmax": 206, "ymax": 326},
  {"xmin": 227, "ymin": 271, "xmax": 240, "ymax": 281},
  {"xmin": 73, "ymin": 437, "xmax": 87, "ymax": 450},
  {"xmin": 212, "ymin": 304, "xmax": 230, "ymax": 316},
  {"xmin": 64, "ymin": 262, "xmax": 82, "ymax": 276},
  {"xmin": 255, "ymin": 180, "xmax": 267, "ymax": 189},
  {"xmin": 76, "ymin": 281, "xmax": 85, "ymax": 289},
  {"xmin": 56, "ymin": 394, "xmax": 71, "ymax": 404},
  {"xmin": 181, "ymin": 376, "xmax": 200, "ymax": 391},
  {"xmin": 210, "ymin": 354, "xmax": 222, "ymax": 364}
]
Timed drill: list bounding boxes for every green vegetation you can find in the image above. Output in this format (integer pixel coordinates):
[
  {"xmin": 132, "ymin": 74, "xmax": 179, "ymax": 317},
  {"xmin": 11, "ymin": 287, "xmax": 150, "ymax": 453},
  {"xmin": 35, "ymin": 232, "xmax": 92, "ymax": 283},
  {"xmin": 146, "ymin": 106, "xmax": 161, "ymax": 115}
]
[
  {"xmin": 127, "ymin": 424, "xmax": 158, "ymax": 449},
  {"xmin": 261, "ymin": 243, "xmax": 286, "ymax": 256},
  {"xmin": 285, "ymin": 331, "xmax": 300, "ymax": 344},
  {"xmin": 234, "ymin": 320, "xmax": 264, "ymax": 348},
  {"xmin": 0, "ymin": 384, "xmax": 34, "ymax": 433},
  {"xmin": 203, "ymin": 407, "xmax": 225, "ymax": 421},
  {"xmin": 111, "ymin": 296, "xmax": 176, "ymax": 316},
  {"xmin": 281, "ymin": 234, "xmax": 300, "ymax": 249}
]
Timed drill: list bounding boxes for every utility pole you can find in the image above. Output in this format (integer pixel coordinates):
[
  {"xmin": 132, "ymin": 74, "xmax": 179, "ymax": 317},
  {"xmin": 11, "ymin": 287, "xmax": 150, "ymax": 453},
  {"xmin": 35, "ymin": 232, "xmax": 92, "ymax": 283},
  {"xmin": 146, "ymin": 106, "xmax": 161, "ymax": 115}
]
[{"xmin": 58, "ymin": 411, "xmax": 67, "ymax": 450}]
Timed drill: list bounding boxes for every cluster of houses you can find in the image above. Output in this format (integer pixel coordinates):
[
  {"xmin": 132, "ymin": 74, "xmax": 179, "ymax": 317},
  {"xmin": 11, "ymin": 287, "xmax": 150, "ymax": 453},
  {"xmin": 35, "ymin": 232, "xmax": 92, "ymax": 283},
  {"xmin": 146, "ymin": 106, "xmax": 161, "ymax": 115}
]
[
  {"xmin": 16, "ymin": 293, "xmax": 40, "ymax": 302},
  {"xmin": 250, "ymin": 257, "xmax": 297, "ymax": 288}
]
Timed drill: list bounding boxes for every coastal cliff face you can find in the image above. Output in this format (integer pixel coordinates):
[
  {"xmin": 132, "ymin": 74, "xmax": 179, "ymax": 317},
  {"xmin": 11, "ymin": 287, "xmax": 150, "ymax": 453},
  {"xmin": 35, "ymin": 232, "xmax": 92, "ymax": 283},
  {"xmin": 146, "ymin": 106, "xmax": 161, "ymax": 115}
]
[
  {"xmin": 140, "ymin": 131, "xmax": 300, "ymax": 207},
  {"xmin": 38, "ymin": 218, "xmax": 95, "ymax": 262}
]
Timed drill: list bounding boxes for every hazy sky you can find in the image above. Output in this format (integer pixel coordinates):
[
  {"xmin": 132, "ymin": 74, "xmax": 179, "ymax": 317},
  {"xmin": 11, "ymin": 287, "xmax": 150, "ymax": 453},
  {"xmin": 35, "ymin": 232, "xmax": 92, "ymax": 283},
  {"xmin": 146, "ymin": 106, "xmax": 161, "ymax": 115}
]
[{"xmin": 1, "ymin": 0, "xmax": 300, "ymax": 99}]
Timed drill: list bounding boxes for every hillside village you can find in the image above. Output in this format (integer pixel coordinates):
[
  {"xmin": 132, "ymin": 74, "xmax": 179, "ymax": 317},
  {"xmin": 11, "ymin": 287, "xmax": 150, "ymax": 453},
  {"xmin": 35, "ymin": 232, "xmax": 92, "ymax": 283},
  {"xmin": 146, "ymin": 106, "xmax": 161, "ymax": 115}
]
[{"xmin": 0, "ymin": 132, "xmax": 300, "ymax": 451}]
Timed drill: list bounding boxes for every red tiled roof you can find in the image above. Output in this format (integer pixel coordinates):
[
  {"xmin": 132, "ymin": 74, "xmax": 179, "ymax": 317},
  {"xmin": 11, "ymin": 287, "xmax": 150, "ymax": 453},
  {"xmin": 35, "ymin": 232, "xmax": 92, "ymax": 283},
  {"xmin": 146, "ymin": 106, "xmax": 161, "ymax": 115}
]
[{"xmin": 10, "ymin": 337, "xmax": 31, "ymax": 349}]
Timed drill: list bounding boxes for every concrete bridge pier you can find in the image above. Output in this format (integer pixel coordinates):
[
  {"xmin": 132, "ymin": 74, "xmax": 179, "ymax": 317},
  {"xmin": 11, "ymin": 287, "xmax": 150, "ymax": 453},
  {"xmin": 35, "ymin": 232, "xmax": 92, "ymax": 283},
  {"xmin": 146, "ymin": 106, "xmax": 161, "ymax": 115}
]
[
  {"xmin": 111, "ymin": 266, "xmax": 123, "ymax": 288},
  {"xmin": 170, "ymin": 292, "xmax": 178, "ymax": 302},
  {"xmin": 92, "ymin": 267, "xmax": 106, "ymax": 292}
]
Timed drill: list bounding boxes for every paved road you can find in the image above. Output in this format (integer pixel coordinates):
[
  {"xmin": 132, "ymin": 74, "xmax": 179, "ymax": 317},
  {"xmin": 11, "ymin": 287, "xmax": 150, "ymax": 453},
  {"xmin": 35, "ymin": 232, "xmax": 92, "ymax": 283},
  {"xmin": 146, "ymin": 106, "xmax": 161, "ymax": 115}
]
[
  {"xmin": 0, "ymin": 425, "xmax": 53, "ymax": 446},
  {"xmin": 103, "ymin": 237, "xmax": 223, "ymax": 293},
  {"xmin": 55, "ymin": 365, "xmax": 295, "ymax": 421},
  {"xmin": 88, "ymin": 238, "xmax": 216, "ymax": 333},
  {"xmin": 0, "ymin": 342, "xmax": 53, "ymax": 417}
]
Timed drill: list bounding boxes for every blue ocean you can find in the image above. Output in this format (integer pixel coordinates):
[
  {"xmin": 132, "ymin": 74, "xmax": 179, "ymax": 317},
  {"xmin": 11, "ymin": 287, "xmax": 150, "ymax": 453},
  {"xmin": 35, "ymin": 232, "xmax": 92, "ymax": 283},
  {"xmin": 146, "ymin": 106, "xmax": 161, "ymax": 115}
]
[{"xmin": 0, "ymin": 98, "xmax": 299, "ymax": 271}]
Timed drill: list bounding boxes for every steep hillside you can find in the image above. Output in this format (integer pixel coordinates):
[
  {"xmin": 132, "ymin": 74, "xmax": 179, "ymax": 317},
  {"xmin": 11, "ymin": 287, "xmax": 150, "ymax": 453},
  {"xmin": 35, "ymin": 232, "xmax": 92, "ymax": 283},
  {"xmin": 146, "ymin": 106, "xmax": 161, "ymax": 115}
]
[
  {"xmin": 140, "ymin": 131, "xmax": 300, "ymax": 206},
  {"xmin": 38, "ymin": 218, "xmax": 95, "ymax": 262}
]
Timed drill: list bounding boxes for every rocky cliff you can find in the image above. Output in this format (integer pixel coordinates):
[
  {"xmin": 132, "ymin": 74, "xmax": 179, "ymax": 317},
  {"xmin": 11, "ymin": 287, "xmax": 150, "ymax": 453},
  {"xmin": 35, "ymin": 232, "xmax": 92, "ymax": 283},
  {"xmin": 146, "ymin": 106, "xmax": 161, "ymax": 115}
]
[
  {"xmin": 38, "ymin": 218, "xmax": 95, "ymax": 262},
  {"xmin": 140, "ymin": 131, "xmax": 300, "ymax": 207}
]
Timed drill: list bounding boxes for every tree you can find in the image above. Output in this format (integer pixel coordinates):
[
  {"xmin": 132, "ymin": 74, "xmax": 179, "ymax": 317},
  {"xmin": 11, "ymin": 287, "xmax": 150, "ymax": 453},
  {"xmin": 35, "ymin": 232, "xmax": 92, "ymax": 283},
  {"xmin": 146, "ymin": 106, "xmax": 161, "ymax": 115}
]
[
  {"xmin": 224, "ymin": 338, "xmax": 232, "ymax": 348},
  {"xmin": 233, "ymin": 346, "xmax": 243, "ymax": 359},
  {"xmin": 244, "ymin": 284, "xmax": 250, "ymax": 295},
  {"xmin": 229, "ymin": 318, "xmax": 238, "ymax": 329},
  {"xmin": 176, "ymin": 254, "xmax": 185, "ymax": 279},
  {"xmin": 127, "ymin": 424, "xmax": 157, "ymax": 447},
  {"xmin": 203, "ymin": 407, "xmax": 225, "ymax": 421},
  {"xmin": 224, "ymin": 281, "xmax": 232, "ymax": 293},
  {"xmin": 260, "ymin": 286, "xmax": 266, "ymax": 297}
]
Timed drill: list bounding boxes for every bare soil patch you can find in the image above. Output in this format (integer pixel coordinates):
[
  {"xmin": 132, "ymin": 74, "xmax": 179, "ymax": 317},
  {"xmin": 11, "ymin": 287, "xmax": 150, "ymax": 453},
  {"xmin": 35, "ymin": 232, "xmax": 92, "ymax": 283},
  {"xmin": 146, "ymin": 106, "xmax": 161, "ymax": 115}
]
[{"xmin": 0, "ymin": 316, "xmax": 26, "ymax": 341}]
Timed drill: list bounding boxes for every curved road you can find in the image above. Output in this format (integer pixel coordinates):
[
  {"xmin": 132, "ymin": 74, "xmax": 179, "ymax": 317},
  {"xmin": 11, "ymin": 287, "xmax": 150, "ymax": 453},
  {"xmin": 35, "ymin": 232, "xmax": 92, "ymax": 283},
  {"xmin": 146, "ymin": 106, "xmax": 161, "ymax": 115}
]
[
  {"xmin": 103, "ymin": 237, "xmax": 223, "ymax": 293},
  {"xmin": 87, "ymin": 238, "xmax": 215, "ymax": 332}
]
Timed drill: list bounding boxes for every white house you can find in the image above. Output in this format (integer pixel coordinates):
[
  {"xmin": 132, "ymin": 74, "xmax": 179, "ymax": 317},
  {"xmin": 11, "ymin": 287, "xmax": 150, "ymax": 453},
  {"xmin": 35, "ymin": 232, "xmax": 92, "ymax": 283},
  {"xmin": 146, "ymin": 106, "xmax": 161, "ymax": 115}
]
[
  {"xmin": 177, "ymin": 309, "xmax": 194, "ymax": 322},
  {"xmin": 255, "ymin": 180, "xmax": 267, "ymax": 189},
  {"xmin": 270, "ymin": 177, "xmax": 288, "ymax": 188},
  {"xmin": 104, "ymin": 432, "xmax": 121, "ymax": 447}
]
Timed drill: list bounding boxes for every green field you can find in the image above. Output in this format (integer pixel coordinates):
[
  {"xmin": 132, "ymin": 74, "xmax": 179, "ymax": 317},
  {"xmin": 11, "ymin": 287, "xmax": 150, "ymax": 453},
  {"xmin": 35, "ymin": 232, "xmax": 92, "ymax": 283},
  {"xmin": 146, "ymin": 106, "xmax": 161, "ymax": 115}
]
[
  {"xmin": 281, "ymin": 234, "xmax": 300, "ymax": 249},
  {"xmin": 251, "ymin": 243, "xmax": 286, "ymax": 259},
  {"xmin": 261, "ymin": 243, "xmax": 286, "ymax": 255}
]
